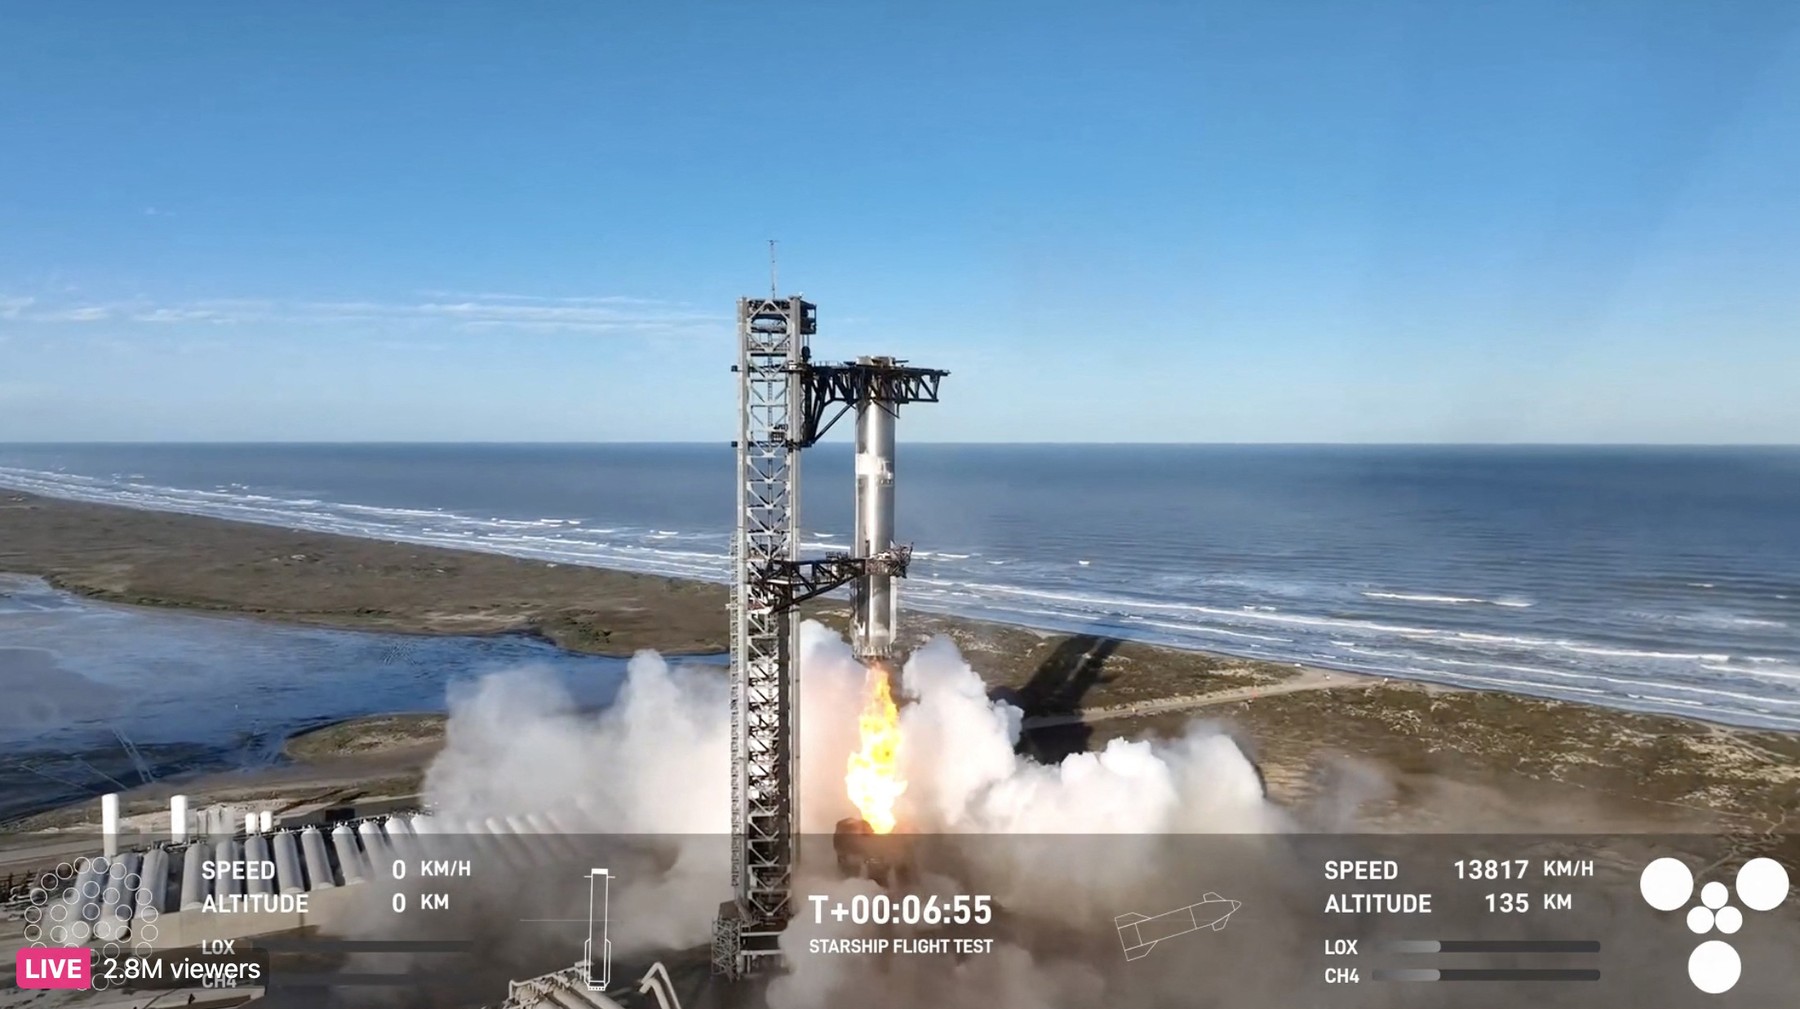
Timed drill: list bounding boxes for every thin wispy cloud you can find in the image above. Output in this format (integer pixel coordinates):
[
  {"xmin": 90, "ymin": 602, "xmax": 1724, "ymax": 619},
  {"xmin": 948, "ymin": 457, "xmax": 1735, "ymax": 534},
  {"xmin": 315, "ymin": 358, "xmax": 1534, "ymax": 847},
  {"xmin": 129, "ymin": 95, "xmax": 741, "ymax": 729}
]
[
  {"xmin": 415, "ymin": 290, "xmax": 670, "ymax": 307},
  {"xmin": 134, "ymin": 307, "xmax": 240, "ymax": 324},
  {"xmin": 37, "ymin": 306, "xmax": 112, "ymax": 322},
  {"xmin": 0, "ymin": 291, "xmax": 724, "ymax": 337}
]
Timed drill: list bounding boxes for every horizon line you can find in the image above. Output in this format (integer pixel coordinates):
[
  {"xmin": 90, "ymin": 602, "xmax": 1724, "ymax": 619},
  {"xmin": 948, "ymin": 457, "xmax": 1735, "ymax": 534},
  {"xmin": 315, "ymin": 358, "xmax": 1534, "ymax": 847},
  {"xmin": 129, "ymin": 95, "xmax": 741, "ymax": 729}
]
[{"xmin": 3, "ymin": 440, "xmax": 1797, "ymax": 449}]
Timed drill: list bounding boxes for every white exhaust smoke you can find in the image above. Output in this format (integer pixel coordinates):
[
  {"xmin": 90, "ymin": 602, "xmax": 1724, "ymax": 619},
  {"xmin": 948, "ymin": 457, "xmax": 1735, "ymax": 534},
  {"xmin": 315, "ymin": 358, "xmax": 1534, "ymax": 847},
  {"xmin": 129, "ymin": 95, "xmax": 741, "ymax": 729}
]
[{"xmin": 415, "ymin": 620, "xmax": 1282, "ymax": 1004}]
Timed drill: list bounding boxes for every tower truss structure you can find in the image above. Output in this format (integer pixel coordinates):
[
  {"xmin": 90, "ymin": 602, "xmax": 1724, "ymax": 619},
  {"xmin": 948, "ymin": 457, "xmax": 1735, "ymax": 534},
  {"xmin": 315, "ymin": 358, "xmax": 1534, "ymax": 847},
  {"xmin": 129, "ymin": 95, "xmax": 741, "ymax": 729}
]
[
  {"xmin": 717, "ymin": 296, "xmax": 813, "ymax": 978},
  {"xmin": 715, "ymin": 296, "xmax": 946, "ymax": 979}
]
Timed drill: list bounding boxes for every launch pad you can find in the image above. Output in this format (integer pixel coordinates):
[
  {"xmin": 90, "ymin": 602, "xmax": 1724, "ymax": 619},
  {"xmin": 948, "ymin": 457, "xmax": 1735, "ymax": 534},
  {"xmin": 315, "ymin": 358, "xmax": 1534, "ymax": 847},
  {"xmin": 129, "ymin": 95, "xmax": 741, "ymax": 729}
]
[
  {"xmin": 714, "ymin": 296, "xmax": 946, "ymax": 978},
  {"xmin": 833, "ymin": 815, "xmax": 915, "ymax": 890}
]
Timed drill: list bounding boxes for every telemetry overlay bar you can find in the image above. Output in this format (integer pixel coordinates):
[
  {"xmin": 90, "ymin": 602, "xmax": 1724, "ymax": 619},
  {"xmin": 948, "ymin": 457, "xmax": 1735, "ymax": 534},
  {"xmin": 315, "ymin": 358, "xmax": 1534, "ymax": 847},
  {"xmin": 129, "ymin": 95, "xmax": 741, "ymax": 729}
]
[
  {"xmin": 254, "ymin": 938, "xmax": 475, "ymax": 953},
  {"xmin": 271, "ymin": 971, "xmax": 471, "ymax": 987},
  {"xmin": 1378, "ymin": 939, "xmax": 1602, "ymax": 954},
  {"xmin": 1371, "ymin": 969, "xmax": 1602, "ymax": 982}
]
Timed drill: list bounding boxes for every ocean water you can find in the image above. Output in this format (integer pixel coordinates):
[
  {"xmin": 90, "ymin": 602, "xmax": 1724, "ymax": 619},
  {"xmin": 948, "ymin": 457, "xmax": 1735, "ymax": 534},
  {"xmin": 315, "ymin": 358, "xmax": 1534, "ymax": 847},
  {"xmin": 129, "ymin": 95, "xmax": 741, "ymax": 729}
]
[
  {"xmin": 0, "ymin": 573, "xmax": 636, "ymax": 820},
  {"xmin": 0, "ymin": 443, "xmax": 1796, "ymax": 731}
]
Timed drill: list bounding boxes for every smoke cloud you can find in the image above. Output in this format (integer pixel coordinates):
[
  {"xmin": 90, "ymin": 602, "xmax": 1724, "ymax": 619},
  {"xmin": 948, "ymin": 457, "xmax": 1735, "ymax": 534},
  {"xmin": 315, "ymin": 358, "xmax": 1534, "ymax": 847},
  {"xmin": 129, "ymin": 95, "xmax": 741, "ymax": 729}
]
[
  {"xmin": 411, "ymin": 620, "xmax": 1284, "ymax": 1006},
  {"xmin": 769, "ymin": 625, "xmax": 1283, "ymax": 1008},
  {"xmin": 425, "ymin": 652, "xmax": 730, "ymax": 833},
  {"xmin": 394, "ymin": 621, "xmax": 1800, "ymax": 1009}
]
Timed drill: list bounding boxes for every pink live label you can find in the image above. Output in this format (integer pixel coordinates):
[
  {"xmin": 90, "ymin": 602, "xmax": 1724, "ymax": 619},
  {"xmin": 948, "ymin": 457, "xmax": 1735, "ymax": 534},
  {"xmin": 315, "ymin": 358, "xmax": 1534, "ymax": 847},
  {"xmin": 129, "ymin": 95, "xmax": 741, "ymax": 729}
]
[{"xmin": 16, "ymin": 948, "xmax": 90, "ymax": 989}]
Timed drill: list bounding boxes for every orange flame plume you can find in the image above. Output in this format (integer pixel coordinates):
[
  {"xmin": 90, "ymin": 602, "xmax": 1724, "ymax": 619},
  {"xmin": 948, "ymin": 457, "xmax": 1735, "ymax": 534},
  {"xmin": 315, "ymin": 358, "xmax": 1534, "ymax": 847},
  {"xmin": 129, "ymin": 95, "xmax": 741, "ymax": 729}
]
[{"xmin": 845, "ymin": 664, "xmax": 906, "ymax": 834}]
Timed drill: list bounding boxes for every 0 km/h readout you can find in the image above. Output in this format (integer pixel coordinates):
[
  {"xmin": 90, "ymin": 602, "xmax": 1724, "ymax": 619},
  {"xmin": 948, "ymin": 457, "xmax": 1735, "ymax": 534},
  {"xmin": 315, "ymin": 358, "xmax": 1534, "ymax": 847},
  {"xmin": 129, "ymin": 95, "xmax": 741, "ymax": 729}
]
[{"xmin": 808, "ymin": 893, "xmax": 994, "ymax": 926}]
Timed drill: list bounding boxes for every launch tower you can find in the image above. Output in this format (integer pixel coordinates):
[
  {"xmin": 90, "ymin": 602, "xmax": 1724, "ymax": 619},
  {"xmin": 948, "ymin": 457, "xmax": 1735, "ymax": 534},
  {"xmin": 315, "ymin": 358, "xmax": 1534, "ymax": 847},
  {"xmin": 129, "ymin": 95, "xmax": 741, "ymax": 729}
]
[{"xmin": 715, "ymin": 296, "xmax": 945, "ymax": 978}]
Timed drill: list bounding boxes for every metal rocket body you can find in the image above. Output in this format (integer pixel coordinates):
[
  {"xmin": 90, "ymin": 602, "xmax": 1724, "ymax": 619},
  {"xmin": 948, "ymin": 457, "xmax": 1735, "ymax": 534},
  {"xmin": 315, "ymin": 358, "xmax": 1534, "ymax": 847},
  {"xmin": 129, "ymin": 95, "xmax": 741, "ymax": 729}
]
[{"xmin": 851, "ymin": 367, "xmax": 898, "ymax": 662}]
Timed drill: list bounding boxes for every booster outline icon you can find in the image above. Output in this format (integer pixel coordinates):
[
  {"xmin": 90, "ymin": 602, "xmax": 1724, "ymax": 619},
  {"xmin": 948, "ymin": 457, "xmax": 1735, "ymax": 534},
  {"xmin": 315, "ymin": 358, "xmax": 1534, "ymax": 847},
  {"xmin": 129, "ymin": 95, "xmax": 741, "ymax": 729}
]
[{"xmin": 1116, "ymin": 892, "xmax": 1242, "ymax": 961}]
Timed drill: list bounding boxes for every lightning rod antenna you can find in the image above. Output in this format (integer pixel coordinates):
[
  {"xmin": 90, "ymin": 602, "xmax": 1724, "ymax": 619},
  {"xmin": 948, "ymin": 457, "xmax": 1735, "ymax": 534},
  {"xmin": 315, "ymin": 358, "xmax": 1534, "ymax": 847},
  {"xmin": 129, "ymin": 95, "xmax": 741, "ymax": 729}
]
[{"xmin": 768, "ymin": 239, "xmax": 778, "ymax": 297}]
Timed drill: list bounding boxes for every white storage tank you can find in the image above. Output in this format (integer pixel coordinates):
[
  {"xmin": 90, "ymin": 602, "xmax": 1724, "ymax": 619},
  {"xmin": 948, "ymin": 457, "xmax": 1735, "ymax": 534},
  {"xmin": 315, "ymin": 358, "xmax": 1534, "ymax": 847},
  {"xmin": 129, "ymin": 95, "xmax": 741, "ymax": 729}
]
[
  {"xmin": 244, "ymin": 835, "xmax": 274, "ymax": 897},
  {"xmin": 180, "ymin": 843, "xmax": 208, "ymax": 910},
  {"xmin": 331, "ymin": 824, "xmax": 367, "ymax": 884},
  {"xmin": 300, "ymin": 827, "xmax": 336, "ymax": 889},
  {"xmin": 138, "ymin": 847, "xmax": 171, "ymax": 915},
  {"xmin": 212, "ymin": 839, "xmax": 242, "ymax": 898},
  {"xmin": 70, "ymin": 856, "xmax": 107, "ymax": 932},
  {"xmin": 101, "ymin": 794, "xmax": 120, "ymax": 858},
  {"xmin": 357, "ymin": 820, "xmax": 391, "ymax": 878},
  {"xmin": 98, "ymin": 852, "xmax": 137, "ymax": 940},
  {"xmin": 169, "ymin": 794, "xmax": 189, "ymax": 843},
  {"xmin": 272, "ymin": 830, "xmax": 306, "ymax": 894}
]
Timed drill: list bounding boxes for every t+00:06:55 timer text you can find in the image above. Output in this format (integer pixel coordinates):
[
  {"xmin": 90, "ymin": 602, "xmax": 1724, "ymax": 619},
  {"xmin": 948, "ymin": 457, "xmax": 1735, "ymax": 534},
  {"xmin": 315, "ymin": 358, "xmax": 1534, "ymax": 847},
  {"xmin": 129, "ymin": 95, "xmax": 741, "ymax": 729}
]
[{"xmin": 808, "ymin": 893, "xmax": 994, "ymax": 926}]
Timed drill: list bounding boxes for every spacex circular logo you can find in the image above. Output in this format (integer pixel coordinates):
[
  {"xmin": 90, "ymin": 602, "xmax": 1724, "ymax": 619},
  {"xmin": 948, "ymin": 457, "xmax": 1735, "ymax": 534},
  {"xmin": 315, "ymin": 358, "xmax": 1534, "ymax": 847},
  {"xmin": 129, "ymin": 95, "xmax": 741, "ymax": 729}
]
[{"xmin": 1640, "ymin": 856, "xmax": 1790, "ymax": 994}]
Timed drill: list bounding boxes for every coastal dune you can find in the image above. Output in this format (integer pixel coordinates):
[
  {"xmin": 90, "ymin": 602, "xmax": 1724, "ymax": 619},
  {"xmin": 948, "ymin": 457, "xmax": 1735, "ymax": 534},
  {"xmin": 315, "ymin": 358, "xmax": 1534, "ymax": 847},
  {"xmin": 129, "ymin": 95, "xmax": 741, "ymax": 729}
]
[{"xmin": 0, "ymin": 489, "xmax": 726, "ymax": 655}]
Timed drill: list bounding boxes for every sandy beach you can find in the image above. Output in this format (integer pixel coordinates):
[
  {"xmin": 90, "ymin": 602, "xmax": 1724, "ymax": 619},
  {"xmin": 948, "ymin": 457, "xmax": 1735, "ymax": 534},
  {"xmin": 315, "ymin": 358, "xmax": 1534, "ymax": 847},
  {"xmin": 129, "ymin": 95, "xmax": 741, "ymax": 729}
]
[{"xmin": 3, "ymin": 488, "xmax": 1798, "ymax": 844}]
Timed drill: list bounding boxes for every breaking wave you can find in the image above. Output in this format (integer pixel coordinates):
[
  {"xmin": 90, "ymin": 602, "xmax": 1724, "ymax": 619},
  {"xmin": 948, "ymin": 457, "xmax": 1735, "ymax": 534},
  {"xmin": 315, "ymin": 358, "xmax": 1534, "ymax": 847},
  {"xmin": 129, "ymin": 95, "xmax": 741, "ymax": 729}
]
[{"xmin": 2, "ymin": 460, "xmax": 1797, "ymax": 732}]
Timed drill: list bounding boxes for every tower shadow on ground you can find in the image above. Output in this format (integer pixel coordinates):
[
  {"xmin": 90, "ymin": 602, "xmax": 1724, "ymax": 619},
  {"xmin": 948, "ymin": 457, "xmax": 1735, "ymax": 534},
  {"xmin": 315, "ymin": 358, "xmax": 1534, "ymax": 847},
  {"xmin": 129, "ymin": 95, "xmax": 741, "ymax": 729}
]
[{"xmin": 993, "ymin": 633, "xmax": 1121, "ymax": 763}]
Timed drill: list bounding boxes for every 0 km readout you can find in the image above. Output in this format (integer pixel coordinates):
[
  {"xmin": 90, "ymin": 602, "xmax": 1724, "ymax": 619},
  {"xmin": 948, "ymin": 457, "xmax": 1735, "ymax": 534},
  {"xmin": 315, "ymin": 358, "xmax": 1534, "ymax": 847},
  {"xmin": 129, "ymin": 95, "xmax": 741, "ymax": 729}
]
[{"xmin": 808, "ymin": 893, "xmax": 994, "ymax": 926}]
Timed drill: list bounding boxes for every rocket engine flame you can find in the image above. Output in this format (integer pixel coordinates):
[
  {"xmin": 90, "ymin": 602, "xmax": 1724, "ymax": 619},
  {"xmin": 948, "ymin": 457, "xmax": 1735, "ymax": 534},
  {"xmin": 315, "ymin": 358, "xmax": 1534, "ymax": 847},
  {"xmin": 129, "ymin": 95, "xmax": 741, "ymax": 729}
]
[{"xmin": 845, "ymin": 664, "xmax": 906, "ymax": 834}]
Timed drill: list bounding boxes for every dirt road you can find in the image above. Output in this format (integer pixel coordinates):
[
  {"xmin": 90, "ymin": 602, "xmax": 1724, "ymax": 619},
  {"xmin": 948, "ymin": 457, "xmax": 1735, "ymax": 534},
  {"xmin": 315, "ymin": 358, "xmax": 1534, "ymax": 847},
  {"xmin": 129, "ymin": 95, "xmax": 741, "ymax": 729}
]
[{"xmin": 1020, "ymin": 667, "xmax": 1383, "ymax": 731}]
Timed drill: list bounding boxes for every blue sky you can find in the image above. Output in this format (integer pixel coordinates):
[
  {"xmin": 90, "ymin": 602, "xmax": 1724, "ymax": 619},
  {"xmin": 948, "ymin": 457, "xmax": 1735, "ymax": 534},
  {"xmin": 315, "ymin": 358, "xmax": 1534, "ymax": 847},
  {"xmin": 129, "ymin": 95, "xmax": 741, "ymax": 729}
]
[{"xmin": 2, "ymin": 2, "xmax": 1797, "ymax": 443}]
